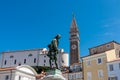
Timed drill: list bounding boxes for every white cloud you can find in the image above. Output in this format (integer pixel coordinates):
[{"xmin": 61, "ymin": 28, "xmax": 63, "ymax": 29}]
[
  {"xmin": 104, "ymin": 32, "xmax": 114, "ymax": 36},
  {"xmin": 102, "ymin": 19, "xmax": 120, "ymax": 28},
  {"xmin": 103, "ymin": 24, "xmax": 110, "ymax": 28}
]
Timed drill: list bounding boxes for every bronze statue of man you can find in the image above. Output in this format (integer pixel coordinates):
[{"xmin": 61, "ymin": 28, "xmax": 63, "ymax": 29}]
[{"xmin": 47, "ymin": 34, "xmax": 61, "ymax": 69}]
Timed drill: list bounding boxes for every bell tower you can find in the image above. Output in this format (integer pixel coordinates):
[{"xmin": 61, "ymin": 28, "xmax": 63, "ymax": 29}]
[{"xmin": 70, "ymin": 15, "xmax": 80, "ymax": 65}]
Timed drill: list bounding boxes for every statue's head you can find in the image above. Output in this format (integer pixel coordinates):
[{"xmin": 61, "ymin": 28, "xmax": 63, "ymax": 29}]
[
  {"xmin": 48, "ymin": 44, "xmax": 51, "ymax": 48},
  {"xmin": 55, "ymin": 34, "xmax": 61, "ymax": 39}
]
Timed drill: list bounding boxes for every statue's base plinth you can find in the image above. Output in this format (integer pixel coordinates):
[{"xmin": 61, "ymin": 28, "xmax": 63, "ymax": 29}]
[{"xmin": 42, "ymin": 69, "xmax": 66, "ymax": 80}]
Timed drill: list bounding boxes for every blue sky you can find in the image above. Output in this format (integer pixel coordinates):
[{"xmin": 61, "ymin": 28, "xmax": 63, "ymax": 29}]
[{"xmin": 0, "ymin": 0, "xmax": 120, "ymax": 57}]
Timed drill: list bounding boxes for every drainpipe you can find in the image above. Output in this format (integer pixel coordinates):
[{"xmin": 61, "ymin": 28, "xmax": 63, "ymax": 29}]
[
  {"xmin": 10, "ymin": 70, "xmax": 12, "ymax": 80},
  {"xmin": 82, "ymin": 58, "xmax": 84, "ymax": 80}
]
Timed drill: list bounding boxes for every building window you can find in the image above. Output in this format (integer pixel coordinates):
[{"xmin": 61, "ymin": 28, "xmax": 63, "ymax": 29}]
[
  {"xmin": 28, "ymin": 54, "xmax": 32, "ymax": 57},
  {"xmin": 92, "ymin": 48, "xmax": 97, "ymax": 54},
  {"xmin": 44, "ymin": 60, "xmax": 46, "ymax": 63},
  {"xmin": 14, "ymin": 59, "xmax": 17, "ymax": 64},
  {"xmin": 119, "ymin": 51, "xmax": 120, "ymax": 58},
  {"xmin": 86, "ymin": 60, "xmax": 91, "ymax": 66},
  {"xmin": 97, "ymin": 58, "xmax": 102, "ymax": 64},
  {"xmin": 62, "ymin": 60, "xmax": 64, "ymax": 63},
  {"xmin": 68, "ymin": 75, "xmax": 70, "ymax": 79},
  {"xmin": 87, "ymin": 72, "xmax": 92, "ymax": 80},
  {"xmin": 5, "ymin": 75, "xmax": 9, "ymax": 80},
  {"xmin": 44, "ymin": 56, "xmax": 46, "ymax": 58},
  {"xmin": 106, "ymin": 44, "xmax": 110, "ymax": 49},
  {"xmin": 119, "ymin": 63, "xmax": 120, "ymax": 70},
  {"xmin": 72, "ymin": 75, "xmax": 74, "ymax": 79},
  {"xmin": 44, "ymin": 64, "xmax": 45, "ymax": 66},
  {"xmin": 109, "ymin": 77, "xmax": 118, "ymax": 80},
  {"xmin": 109, "ymin": 64, "xmax": 114, "ymax": 71},
  {"xmin": 99, "ymin": 47, "xmax": 103, "ymax": 52},
  {"xmin": 24, "ymin": 59, "xmax": 26, "ymax": 64},
  {"xmin": 19, "ymin": 63, "xmax": 21, "ymax": 66},
  {"xmin": 4, "ymin": 60, "xmax": 7, "ymax": 65},
  {"xmin": 34, "ymin": 58, "xmax": 36, "ymax": 63},
  {"xmin": 19, "ymin": 76, "xmax": 21, "ymax": 80},
  {"xmin": 10, "ymin": 55, "xmax": 14, "ymax": 58},
  {"xmin": 98, "ymin": 70, "xmax": 103, "ymax": 78}
]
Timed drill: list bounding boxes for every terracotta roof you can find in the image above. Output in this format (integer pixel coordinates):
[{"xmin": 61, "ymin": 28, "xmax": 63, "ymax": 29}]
[{"xmin": 0, "ymin": 67, "xmax": 16, "ymax": 71}]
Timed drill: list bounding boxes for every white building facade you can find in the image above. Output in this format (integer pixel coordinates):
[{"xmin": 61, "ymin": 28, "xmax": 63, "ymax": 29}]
[
  {"xmin": 107, "ymin": 59, "xmax": 120, "ymax": 80},
  {"xmin": 0, "ymin": 48, "xmax": 69, "ymax": 68},
  {"xmin": 0, "ymin": 65, "xmax": 37, "ymax": 80}
]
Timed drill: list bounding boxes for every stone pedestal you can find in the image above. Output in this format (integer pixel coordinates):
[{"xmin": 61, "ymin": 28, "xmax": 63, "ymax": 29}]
[{"xmin": 42, "ymin": 69, "xmax": 66, "ymax": 80}]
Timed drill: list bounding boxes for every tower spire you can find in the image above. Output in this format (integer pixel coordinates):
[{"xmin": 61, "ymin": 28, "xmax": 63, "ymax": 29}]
[
  {"xmin": 69, "ymin": 15, "xmax": 80, "ymax": 65},
  {"xmin": 70, "ymin": 14, "xmax": 79, "ymax": 33},
  {"xmin": 72, "ymin": 13, "xmax": 75, "ymax": 19}
]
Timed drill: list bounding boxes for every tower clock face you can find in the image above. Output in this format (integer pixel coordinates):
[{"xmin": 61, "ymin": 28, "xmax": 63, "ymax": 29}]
[{"xmin": 72, "ymin": 44, "xmax": 77, "ymax": 49}]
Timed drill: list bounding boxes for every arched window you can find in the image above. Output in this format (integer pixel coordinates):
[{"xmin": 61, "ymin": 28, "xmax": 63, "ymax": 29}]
[
  {"xmin": 106, "ymin": 44, "xmax": 110, "ymax": 49},
  {"xmin": 34, "ymin": 58, "xmax": 36, "ymax": 63},
  {"xmin": 44, "ymin": 60, "xmax": 46, "ymax": 63},
  {"xmin": 28, "ymin": 53, "xmax": 32, "ymax": 57},
  {"xmin": 5, "ymin": 75, "xmax": 9, "ymax": 80},
  {"xmin": 19, "ymin": 63, "xmax": 21, "ymax": 66},
  {"xmin": 92, "ymin": 48, "xmax": 97, "ymax": 54},
  {"xmin": 24, "ymin": 59, "xmax": 26, "ymax": 64},
  {"xmin": 10, "ymin": 55, "xmax": 14, "ymax": 58},
  {"xmin": 4, "ymin": 60, "xmax": 7, "ymax": 65}
]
